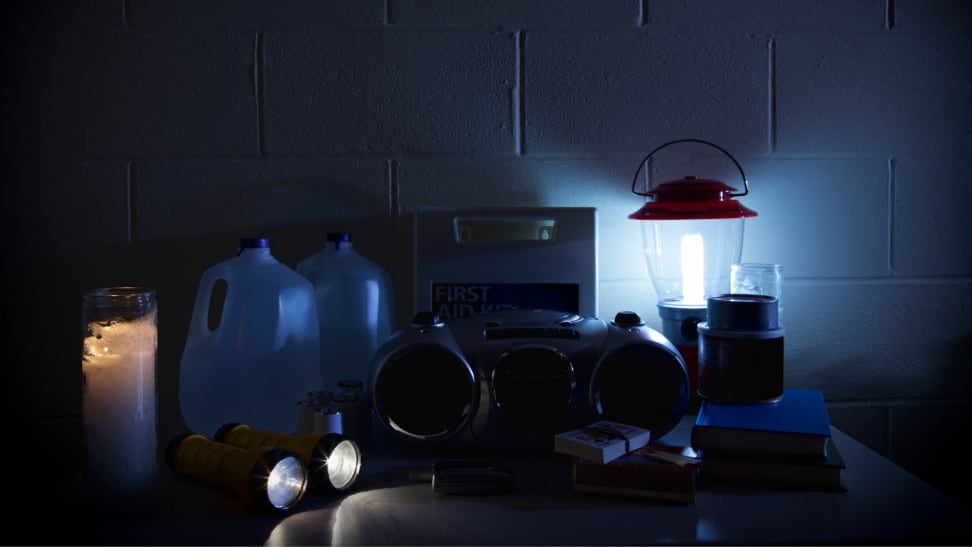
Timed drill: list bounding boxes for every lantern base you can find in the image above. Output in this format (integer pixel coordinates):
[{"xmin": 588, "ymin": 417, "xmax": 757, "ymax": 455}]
[
  {"xmin": 657, "ymin": 301, "xmax": 706, "ymax": 413},
  {"xmin": 656, "ymin": 301, "xmax": 706, "ymax": 346}
]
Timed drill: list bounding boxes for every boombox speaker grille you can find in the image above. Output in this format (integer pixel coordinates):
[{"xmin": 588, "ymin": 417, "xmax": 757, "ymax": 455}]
[
  {"xmin": 591, "ymin": 344, "xmax": 689, "ymax": 440},
  {"xmin": 491, "ymin": 347, "xmax": 576, "ymax": 425},
  {"xmin": 373, "ymin": 346, "xmax": 477, "ymax": 442}
]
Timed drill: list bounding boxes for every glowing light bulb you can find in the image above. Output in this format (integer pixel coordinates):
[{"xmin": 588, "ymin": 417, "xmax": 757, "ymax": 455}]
[
  {"xmin": 680, "ymin": 234, "xmax": 705, "ymax": 305},
  {"xmin": 267, "ymin": 456, "xmax": 308, "ymax": 509},
  {"xmin": 327, "ymin": 439, "xmax": 362, "ymax": 490}
]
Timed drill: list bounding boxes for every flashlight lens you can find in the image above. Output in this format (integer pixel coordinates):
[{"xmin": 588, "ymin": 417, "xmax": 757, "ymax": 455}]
[
  {"xmin": 267, "ymin": 455, "xmax": 307, "ymax": 509},
  {"xmin": 327, "ymin": 439, "xmax": 362, "ymax": 490}
]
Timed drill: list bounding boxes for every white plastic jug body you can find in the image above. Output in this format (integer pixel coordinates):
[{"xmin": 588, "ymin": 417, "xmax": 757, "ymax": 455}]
[
  {"xmin": 297, "ymin": 233, "xmax": 394, "ymax": 390},
  {"xmin": 178, "ymin": 239, "xmax": 321, "ymax": 436}
]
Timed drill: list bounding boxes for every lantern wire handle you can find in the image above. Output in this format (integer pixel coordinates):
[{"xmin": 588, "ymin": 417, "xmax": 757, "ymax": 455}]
[{"xmin": 630, "ymin": 138, "xmax": 749, "ymax": 198}]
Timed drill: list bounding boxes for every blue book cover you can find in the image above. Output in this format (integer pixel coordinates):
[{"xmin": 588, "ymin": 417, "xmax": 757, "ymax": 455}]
[
  {"xmin": 692, "ymin": 388, "xmax": 831, "ymax": 458},
  {"xmin": 695, "ymin": 388, "xmax": 831, "ymax": 435}
]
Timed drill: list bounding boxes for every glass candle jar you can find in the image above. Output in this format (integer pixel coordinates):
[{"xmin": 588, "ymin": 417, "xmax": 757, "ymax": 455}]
[{"xmin": 81, "ymin": 287, "xmax": 158, "ymax": 513}]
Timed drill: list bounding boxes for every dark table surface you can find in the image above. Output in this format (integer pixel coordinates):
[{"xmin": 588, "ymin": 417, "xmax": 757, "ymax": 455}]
[{"xmin": 17, "ymin": 415, "xmax": 972, "ymax": 546}]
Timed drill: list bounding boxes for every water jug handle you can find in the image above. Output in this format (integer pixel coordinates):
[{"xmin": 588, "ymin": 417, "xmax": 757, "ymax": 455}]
[{"xmin": 189, "ymin": 268, "xmax": 227, "ymax": 338}]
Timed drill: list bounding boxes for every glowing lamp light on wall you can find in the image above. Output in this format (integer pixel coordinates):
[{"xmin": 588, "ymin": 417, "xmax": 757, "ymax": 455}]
[{"xmin": 628, "ymin": 139, "xmax": 757, "ymax": 404}]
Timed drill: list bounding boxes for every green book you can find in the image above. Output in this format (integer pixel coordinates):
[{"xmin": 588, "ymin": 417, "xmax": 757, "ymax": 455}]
[{"xmin": 700, "ymin": 436, "xmax": 847, "ymax": 492}]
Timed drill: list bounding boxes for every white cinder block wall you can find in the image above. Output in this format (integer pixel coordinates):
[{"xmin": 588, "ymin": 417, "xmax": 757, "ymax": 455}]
[{"xmin": 3, "ymin": 0, "xmax": 970, "ymax": 506}]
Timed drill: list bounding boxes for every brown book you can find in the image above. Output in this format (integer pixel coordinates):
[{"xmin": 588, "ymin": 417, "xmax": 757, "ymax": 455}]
[{"xmin": 572, "ymin": 445, "xmax": 700, "ymax": 504}]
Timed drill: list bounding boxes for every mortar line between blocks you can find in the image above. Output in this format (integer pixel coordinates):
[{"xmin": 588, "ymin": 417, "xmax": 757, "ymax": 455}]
[
  {"xmin": 515, "ymin": 30, "xmax": 525, "ymax": 156},
  {"xmin": 768, "ymin": 35, "xmax": 777, "ymax": 153},
  {"xmin": 121, "ymin": 0, "xmax": 130, "ymax": 29},
  {"xmin": 128, "ymin": 161, "xmax": 137, "ymax": 243},
  {"xmin": 255, "ymin": 32, "xmax": 266, "ymax": 157},
  {"xmin": 389, "ymin": 159, "xmax": 400, "ymax": 218},
  {"xmin": 888, "ymin": 157, "xmax": 896, "ymax": 276}
]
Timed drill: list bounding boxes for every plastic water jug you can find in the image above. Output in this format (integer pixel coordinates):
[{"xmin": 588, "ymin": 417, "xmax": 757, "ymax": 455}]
[
  {"xmin": 297, "ymin": 232, "xmax": 394, "ymax": 390},
  {"xmin": 178, "ymin": 238, "xmax": 321, "ymax": 436}
]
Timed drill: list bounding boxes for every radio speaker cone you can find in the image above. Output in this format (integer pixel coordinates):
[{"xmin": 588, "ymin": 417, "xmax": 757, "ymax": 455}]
[
  {"xmin": 591, "ymin": 345, "xmax": 689, "ymax": 440},
  {"xmin": 373, "ymin": 346, "xmax": 477, "ymax": 442},
  {"xmin": 491, "ymin": 347, "xmax": 575, "ymax": 425}
]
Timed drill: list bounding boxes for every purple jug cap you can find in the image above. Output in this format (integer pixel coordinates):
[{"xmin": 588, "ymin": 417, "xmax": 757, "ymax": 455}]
[
  {"xmin": 240, "ymin": 237, "xmax": 270, "ymax": 249},
  {"xmin": 326, "ymin": 232, "xmax": 352, "ymax": 243}
]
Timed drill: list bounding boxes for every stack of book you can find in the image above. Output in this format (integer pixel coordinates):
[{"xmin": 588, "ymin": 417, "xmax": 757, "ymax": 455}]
[
  {"xmin": 691, "ymin": 388, "xmax": 847, "ymax": 492},
  {"xmin": 554, "ymin": 420, "xmax": 701, "ymax": 503}
]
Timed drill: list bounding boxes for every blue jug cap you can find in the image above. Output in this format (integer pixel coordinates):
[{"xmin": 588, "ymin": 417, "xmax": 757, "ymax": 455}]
[
  {"xmin": 326, "ymin": 232, "xmax": 352, "ymax": 243},
  {"xmin": 240, "ymin": 237, "xmax": 270, "ymax": 249}
]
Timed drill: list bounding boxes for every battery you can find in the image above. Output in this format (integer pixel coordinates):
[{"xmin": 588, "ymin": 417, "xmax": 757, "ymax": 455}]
[
  {"xmin": 331, "ymin": 393, "xmax": 372, "ymax": 448},
  {"xmin": 313, "ymin": 406, "xmax": 343, "ymax": 434},
  {"xmin": 295, "ymin": 399, "xmax": 317, "ymax": 435}
]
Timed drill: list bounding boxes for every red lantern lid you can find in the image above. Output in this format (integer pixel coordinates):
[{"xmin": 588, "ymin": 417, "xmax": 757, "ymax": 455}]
[{"xmin": 628, "ymin": 176, "xmax": 758, "ymax": 221}]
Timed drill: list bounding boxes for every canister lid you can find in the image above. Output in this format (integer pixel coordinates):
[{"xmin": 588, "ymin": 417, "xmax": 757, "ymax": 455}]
[{"xmin": 705, "ymin": 294, "xmax": 779, "ymax": 331}]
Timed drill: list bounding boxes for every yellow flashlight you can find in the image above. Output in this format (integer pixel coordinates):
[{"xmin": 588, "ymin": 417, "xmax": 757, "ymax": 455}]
[
  {"xmin": 215, "ymin": 423, "xmax": 362, "ymax": 492},
  {"xmin": 165, "ymin": 433, "xmax": 308, "ymax": 511}
]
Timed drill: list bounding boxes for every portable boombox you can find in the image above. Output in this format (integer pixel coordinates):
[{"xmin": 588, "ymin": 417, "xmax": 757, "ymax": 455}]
[{"xmin": 369, "ymin": 308, "xmax": 690, "ymax": 451}]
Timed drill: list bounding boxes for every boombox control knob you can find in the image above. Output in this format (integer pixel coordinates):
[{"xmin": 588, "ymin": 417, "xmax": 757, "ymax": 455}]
[
  {"xmin": 613, "ymin": 311, "xmax": 644, "ymax": 327},
  {"xmin": 412, "ymin": 311, "xmax": 443, "ymax": 326}
]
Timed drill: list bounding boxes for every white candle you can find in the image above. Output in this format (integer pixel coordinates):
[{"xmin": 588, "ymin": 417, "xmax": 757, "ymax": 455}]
[{"xmin": 82, "ymin": 306, "xmax": 158, "ymax": 512}]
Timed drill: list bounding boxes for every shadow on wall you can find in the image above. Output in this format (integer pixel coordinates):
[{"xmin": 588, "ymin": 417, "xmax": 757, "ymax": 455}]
[{"xmin": 941, "ymin": 333, "xmax": 972, "ymax": 395}]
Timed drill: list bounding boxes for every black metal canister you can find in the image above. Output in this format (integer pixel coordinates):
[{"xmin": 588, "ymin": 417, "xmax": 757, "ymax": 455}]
[{"xmin": 697, "ymin": 294, "xmax": 785, "ymax": 403}]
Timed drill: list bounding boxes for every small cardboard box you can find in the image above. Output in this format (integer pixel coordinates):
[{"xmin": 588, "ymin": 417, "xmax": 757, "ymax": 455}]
[
  {"xmin": 554, "ymin": 420, "xmax": 651, "ymax": 464},
  {"xmin": 572, "ymin": 445, "xmax": 701, "ymax": 504}
]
